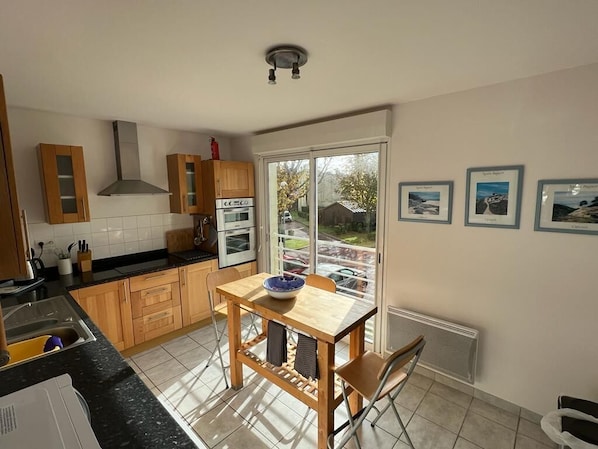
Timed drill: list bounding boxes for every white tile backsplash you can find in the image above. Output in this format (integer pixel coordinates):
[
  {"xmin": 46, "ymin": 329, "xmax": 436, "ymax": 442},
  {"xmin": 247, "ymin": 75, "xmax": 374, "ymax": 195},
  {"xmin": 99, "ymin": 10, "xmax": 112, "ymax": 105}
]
[
  {"xmin": 91, "ymin": 218, "xmax": 108, "ymax": 233},
  {"xmin": 107, "ymin": 217, "xmax": 123, "ymax": 231},
  {"xmin": 28, "ymin": 213, "xmax": 193, "ymax": 267},
  {"xmin": 123, "ymin": 216, "xmax": 138, "ymax": 229}
]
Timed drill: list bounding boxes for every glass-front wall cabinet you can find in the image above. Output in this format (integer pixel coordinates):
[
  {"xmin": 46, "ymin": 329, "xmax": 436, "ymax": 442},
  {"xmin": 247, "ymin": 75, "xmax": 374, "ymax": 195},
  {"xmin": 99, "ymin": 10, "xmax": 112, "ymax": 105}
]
[{"xmin": 38, "ymin": 143, "xmax": 90, "ymax": 224}]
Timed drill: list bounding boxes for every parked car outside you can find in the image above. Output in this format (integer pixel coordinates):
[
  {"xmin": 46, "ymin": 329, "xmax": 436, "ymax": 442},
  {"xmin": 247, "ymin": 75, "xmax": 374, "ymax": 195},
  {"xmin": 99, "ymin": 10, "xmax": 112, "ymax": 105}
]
[
  {"xmin": 282, "ymin": 251, "xmax": 368, "ymax": 296},
  {"xmin": 314, "ymin": 263, "xmax": 368, "ymax": 295},
  {"xmin": 282, "ymin": 254, "xmax": 308, "ymax": 274},
  {"xmin": 282, "ymin": 210, "xmax": 293, "ymax": 222}
]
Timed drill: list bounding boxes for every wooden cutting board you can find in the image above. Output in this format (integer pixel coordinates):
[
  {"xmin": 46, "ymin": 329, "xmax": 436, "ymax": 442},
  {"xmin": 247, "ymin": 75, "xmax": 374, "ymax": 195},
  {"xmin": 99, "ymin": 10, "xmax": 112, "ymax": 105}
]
[{"xmin": 166, "ymin": 228, "xmax": 195, "ymax": 253}]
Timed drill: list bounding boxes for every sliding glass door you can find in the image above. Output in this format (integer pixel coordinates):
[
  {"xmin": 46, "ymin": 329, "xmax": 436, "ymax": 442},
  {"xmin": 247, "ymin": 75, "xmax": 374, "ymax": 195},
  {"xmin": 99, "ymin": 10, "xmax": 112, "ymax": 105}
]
[{"xmin": 263, "ymin": 143, "xmax": 386, "ymax": 342}]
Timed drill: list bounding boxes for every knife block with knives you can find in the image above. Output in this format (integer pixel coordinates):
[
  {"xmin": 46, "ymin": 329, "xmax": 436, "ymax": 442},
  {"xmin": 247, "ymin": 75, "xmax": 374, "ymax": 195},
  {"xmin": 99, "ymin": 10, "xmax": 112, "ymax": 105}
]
[{"xmin": 77, "ymin": 240, "xmax": 92, "ymax": 272}]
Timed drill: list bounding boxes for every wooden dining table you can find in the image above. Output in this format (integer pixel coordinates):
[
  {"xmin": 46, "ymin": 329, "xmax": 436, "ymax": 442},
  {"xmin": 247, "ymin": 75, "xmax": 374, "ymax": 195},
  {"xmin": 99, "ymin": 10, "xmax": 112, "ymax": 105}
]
[{"xmin": 216, "ymin": 272, "xmax": 378, "ymax": 449}]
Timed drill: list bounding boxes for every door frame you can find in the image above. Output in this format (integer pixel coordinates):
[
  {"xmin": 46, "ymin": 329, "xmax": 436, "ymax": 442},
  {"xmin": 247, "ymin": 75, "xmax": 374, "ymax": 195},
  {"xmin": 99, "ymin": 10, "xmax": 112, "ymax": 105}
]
[{"xmin": 256, "ymin": 139, "xmax": 388, "ymax": 351}]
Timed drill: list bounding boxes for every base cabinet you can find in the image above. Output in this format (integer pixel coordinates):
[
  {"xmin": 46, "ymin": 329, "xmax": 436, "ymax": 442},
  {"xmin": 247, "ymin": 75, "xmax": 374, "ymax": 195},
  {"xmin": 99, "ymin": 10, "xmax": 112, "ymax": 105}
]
[
  {"xmin": 70, "ymin": 261, "xmax": 257, "ymax": 351},
  {"xmin": 129, "ymin": 268, "xmax": 182, "ymax": 345},
  {"xmin": 71, "ymin": 280, "xmax": 134, "ymax": 351},
  {"xmin": 179, "ymin": 259, "xmax": 218, "ymax": 326}
]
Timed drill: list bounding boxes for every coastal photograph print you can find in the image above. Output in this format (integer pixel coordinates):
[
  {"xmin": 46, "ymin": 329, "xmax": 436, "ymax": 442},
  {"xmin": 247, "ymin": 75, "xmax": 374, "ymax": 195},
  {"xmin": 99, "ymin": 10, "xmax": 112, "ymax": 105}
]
[
  {"xmin": 399, "ymin": 181, "xmax": 453, "ymax": 224},
  {"xmin": 465, "ymin": 165, "xmax": 524, "ymax": 228},
  {"xmin": 534, "ymin": 178, "xmax": 598, "ymax": 235}
]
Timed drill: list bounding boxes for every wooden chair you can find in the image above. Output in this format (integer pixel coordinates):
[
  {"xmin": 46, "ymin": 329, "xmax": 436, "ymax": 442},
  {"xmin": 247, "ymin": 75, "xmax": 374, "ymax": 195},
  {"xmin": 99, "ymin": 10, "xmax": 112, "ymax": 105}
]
[
  {"xmin": 328, "ymin": 335, "xmax": 426, "ymax": 449},
  {"xmin": 205, "ymin": 267, "xmax": 259, "ymax": 388},
  {"xmin": 305, "ymin": 273, "xmax": 336, "ymax": 292}
]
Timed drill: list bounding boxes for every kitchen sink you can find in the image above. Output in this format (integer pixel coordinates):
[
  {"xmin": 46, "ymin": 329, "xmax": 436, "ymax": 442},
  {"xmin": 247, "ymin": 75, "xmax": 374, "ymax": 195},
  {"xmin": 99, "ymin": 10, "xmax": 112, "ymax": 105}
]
[{"xmin": 1, "ymin": 295, "xmax": 96, "ymax": 370}]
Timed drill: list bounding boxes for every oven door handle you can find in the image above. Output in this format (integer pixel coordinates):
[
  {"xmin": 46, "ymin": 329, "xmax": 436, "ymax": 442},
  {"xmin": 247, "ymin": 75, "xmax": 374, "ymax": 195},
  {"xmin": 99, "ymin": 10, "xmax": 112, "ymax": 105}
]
[{"xmin": 222, "ymin": 228, "xmax": 252, "ymax": 236}]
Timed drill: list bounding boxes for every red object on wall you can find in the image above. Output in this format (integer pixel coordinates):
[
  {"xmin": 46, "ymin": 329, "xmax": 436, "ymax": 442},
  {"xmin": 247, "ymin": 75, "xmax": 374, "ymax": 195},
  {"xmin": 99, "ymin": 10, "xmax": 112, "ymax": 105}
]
[{"xmin": 210, "ymin": 137, "xmax": 220, "ymax": 160}]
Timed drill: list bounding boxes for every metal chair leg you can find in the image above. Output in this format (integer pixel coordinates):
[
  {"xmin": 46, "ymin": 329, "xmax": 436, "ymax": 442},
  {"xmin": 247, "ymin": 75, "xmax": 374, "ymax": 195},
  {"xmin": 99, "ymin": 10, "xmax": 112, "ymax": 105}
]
[{"xmin": 205, "ymin": 311, "xmax": 229, "ymax": 389}]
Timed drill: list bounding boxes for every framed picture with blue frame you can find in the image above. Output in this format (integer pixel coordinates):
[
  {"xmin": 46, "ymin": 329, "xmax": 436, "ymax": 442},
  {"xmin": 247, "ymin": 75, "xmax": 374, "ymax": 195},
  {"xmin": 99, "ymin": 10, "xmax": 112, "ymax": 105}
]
[
  {"xmin": 534, "ymin": 178, "xmax": 598, "ymax": 235},
  {"xmin": 465, "ymin": 165, "xmax": 524, "ymax": 229},
  {"xmin": 398, "ymin": 181, "xmax": 453, "ymax": 224}
]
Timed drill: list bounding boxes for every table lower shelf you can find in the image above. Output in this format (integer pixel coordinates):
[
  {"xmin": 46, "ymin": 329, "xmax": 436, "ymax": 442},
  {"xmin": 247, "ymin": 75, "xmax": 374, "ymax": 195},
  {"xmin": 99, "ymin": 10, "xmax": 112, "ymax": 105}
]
[{"xmin": 238, "ymin": 333, "xmax": 345, "ymax": 411}]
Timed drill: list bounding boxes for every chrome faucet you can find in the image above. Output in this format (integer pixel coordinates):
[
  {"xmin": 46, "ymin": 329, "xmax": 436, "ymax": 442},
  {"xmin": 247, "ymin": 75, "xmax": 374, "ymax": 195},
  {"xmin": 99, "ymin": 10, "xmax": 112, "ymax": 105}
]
[{"xmin": 2, "ymin": 302, "xmax": 32, "ymax": 323}]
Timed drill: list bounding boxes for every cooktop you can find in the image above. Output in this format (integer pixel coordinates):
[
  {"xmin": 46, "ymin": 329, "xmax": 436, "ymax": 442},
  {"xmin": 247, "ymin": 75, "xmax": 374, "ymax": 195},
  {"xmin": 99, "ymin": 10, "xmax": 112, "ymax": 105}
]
[{"xmin": 170, "ymin": 249, "xmax": 215, "ymax": 262}]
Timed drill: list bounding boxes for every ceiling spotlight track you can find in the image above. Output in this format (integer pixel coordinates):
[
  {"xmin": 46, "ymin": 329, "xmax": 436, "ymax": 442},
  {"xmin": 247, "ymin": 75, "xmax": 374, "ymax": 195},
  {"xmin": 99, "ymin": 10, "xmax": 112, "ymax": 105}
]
[{"xmin": 265, "ymin": 45, "xmax": 308, "ymax": 85}]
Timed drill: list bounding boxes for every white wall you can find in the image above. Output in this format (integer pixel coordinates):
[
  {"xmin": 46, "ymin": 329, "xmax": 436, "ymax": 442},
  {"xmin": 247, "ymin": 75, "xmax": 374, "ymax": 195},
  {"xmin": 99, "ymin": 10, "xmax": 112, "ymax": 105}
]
[
  {"xmin": 388, "ymin": 63, "xmax": 598, "ymax": 414},
  {"xmin": 7, "ymin": 107, "xmax": 231, "ymax": 265}
]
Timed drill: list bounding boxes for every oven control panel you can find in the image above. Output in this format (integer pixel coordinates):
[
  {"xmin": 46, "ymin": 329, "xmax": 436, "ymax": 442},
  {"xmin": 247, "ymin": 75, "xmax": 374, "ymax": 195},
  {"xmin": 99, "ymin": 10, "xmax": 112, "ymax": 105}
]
[{"xmin": 216, "ymin": 198, "xmax": 254, "ymax": 209}]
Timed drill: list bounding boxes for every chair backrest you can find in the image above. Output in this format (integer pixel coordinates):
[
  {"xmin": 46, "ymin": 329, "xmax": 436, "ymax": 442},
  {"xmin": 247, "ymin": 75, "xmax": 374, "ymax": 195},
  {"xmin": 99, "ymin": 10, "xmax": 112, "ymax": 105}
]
[
  {"xmin": 206, "ymin": 267, "xmax": 241, "ymax": 309},
  {"xmin": 377, "ymin": 335, "xmax": 426, "ymax": 381},
  {"xmin": 305, "ymin": 273, "xmax": 336, "ymax": 292}
]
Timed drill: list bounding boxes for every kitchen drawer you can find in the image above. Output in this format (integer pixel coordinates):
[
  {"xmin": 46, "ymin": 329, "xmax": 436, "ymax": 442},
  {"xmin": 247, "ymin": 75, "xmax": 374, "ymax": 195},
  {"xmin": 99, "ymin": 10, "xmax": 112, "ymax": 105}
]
[
  {"xmin": 130, "ymin": 282, "xmax": 181, "ymax": 319},
  {"xmin": 133, "ymin": 305, "xmax": 182, "ymax": 344},
  {"xmin": 129, "ymin": 268, "xmax": 179, "ymax": 292}
]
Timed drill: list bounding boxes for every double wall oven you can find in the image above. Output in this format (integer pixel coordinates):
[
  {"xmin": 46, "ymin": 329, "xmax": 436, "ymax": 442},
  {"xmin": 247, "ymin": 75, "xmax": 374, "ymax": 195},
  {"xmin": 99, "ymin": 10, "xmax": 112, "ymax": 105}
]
[{"xmin": 215, "ymin": 198, "xmax": 256, "ymax": 268}]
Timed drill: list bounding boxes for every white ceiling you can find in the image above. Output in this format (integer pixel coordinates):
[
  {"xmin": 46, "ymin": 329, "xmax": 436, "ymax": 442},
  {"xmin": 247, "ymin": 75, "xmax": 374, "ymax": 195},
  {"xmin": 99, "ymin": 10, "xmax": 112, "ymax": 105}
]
[{"xmin": 1, "ymin": 1, "xmax": 598, "ymax": 136}]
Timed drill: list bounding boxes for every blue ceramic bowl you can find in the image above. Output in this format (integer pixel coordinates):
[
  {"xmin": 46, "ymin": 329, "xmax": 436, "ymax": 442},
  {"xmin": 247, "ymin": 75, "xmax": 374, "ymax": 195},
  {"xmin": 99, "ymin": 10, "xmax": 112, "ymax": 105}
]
[{"xmin": 263, "ymin": 275, "xmax": 305, "ymax": 299}]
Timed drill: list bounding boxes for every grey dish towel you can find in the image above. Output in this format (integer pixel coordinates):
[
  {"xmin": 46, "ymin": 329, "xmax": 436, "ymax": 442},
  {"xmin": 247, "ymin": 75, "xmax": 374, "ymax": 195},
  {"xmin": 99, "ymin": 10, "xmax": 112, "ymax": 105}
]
[
  {"xmin": 294, "ymin": 333, "xmax": 319, "ymax": 379},
  {"xmin": 266, "ymin": 321, "xmax": 287, "ymax": 366}
]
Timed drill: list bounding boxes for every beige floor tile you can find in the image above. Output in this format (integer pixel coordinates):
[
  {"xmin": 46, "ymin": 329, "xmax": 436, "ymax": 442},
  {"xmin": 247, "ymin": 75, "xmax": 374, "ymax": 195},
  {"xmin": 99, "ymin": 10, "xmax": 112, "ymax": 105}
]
[
  {"xmin": 395, "ymin": 382, "xmax": 427, "ymax": 411},
  {"xmin": 275, "ymin": 422, "xmax": 319, "ymax": 449},
  {"xmin": 416, "ymin": 392, "xmax": 467, "ymax": 433},
  {"xmin": 214, "ymin": 422, "xmax": 274, "ymax": 449},
  {"xmin": 400, "ymin": 414, "xmax": 458, "ymax": 449},
  {"xmin": 455, "ymin": 437, "xmax": 484, "ymax": 449},
  {"xmin": 366, "ymin": 400, "xmax": 414, "ymax": 437},
  {"xmin": 245, "ymin": 395, "xmax": 310, "ymax": 445},
  {"xmin": 517, "ymin": 418, "xmax": 558, "ymax": 448},
  {"xmin": 144, "ymin": 357, "xmax": 188, "ymax": 385},
  {"xmin": 131, "ymin": 345, "xmax": 174, "ymax": 371},
  {"xmin": 335, "ymin": 422, "xmax": 400, "ymax": 449},
  {"xmin": 162, "ymin": 335, "xmax": 201, "ymax": 357},
  {"xmin": 469, "ymin": 397, "xmax": 519, "ymax": 430},
  {"xmin": 408, "ymin": 371, "xmax": 434, "ymax": 391},
  {"xmin": 156, "ymin": 371, "xmax": 225, "ymax": 423},
  {"xmin": 429, "ymin": 382, "xmax": 473, "ymax": 409},
  {"xmin": 460, "ymin": 411, "xmax": 516, "ymax": 449},
  {"xmin": 191, "ymin": 401, "xmax": 245, "ymax": 448},
  {"xmin": 515, "ymin": 434, "xmax": 557, "ymax": 449}
]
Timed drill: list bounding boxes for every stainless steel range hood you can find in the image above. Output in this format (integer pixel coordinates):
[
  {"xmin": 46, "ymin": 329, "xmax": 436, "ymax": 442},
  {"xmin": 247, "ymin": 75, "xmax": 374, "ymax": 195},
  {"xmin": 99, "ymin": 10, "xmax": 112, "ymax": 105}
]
[{"xmin": 98, "ymin": 121, "xmax": 171, "ymax": 196}]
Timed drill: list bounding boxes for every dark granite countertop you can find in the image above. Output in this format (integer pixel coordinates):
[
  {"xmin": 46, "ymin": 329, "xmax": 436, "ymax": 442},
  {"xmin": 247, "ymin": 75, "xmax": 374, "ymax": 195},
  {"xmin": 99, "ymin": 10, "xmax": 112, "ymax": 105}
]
[{"xmin": 0, "ymin": 249, "xmax": 218, "ymax": 448}]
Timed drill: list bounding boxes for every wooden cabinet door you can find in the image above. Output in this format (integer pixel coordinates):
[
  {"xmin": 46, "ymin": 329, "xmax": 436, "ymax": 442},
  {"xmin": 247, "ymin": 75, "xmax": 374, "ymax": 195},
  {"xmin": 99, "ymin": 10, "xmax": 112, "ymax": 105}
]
[
  {"xmin": 235, "ymin": 261, "xmax": 257, "ymax": 279},
  {"xmin": 71, "ymin": 279, "xmax": 134, "ymax": 351},
  {"xmin": 0, "ymin": 74, "xmax": 28, "ymax": 279},
  {"xmin": 38, "ymin": 143, "xmax": 90, "ymax": 224},
  {"xmin": 166, "ymin": 153, "xmax": 204, "ymax": 214},
  {"xmin": 179, "ymin": 259, "xmax": 217, "ymax": 326},
  {"xmin": 202, "ymin": 160, "xmax": 255, "ymax": 201}
]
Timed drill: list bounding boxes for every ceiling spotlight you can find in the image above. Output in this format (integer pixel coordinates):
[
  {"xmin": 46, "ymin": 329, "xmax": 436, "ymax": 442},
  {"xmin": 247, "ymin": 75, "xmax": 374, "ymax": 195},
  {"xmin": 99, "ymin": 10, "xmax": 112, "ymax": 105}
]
[
  {"xmin": 268, "ymin": 68, "xmax": 277, "ymax": 85},
  {"xmin": 265, "ymin": 45, "xmax": 308, "ymax": 84}
]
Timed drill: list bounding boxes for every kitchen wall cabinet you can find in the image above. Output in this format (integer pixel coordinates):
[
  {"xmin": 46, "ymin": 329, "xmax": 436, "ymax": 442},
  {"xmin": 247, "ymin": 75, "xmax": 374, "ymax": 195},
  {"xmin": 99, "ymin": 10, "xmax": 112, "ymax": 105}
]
[
  {"xmin": 129, "ymin": 268, "xmax": 182, "ymax": 344},
  {"xmin": 0, "ymin": 74, "xmax": 28, "ymax": 280},
  {"xmin": 38, "ymin": 143, "xmax": 90, "ymax": 224},
  {"xmin": 166, "ymin": 153, "xmax": 204, "ymax": 214},
  {"xmin": 70, "ymin": 279, "xmax": 134, "ymax": 351},
  {"xmin": 201, "ymin": 160, "xmax": 254, "ymax": 214},
  {"xmin": 179, "ymin": 259, "xmax": 218, "ymax": 326}
]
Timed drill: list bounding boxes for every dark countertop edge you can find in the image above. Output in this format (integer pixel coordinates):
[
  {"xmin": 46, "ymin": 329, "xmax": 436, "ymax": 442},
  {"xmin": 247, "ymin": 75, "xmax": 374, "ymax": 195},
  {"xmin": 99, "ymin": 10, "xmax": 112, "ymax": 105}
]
[
  {"xmin": 1, "ymin": 251, "xmax": 219, "ymax": 305},
  {"xmin": 0, "ymin": 290, "xmax": 200, "ymax": 448}
]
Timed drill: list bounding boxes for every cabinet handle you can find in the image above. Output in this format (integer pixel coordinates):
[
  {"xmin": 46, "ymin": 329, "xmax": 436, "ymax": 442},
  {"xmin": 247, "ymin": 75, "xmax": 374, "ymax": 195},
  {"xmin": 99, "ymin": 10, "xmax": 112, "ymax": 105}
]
[
  {"xmin": 81, "ymin": 198, "xmax": 87, "ymax": 221},
  {"xmin": 147, "ymin": 311, "xmax": 170, "ymax": 322},
  {"xmin": 123, "ymin": 281, "xmax": 129, "ymax": 303},
  {"xmin": 181, "ymin": 269, "xmax": 186, "ymax": 286},
  {"xmin": 182, "ymin": 194, "xmax": 187, "ymax": 212},
  {"xmin": 216, "ymin": 179, "xmax": 221, "ymax": 197},
  {"xmin": 144, "ymin": 287, "xmax": 168, "ymax": 296},
  {"xmin": 144, "ymin": 273, "xmax": 166, "ymax": 280}
]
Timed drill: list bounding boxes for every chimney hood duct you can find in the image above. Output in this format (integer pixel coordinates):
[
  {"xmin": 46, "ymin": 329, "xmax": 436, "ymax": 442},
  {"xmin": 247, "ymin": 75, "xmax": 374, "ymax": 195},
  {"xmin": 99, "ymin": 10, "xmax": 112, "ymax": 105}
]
[{"xmin": 98, "ymin": 121, "xmax": 171, "ymax": 196}]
